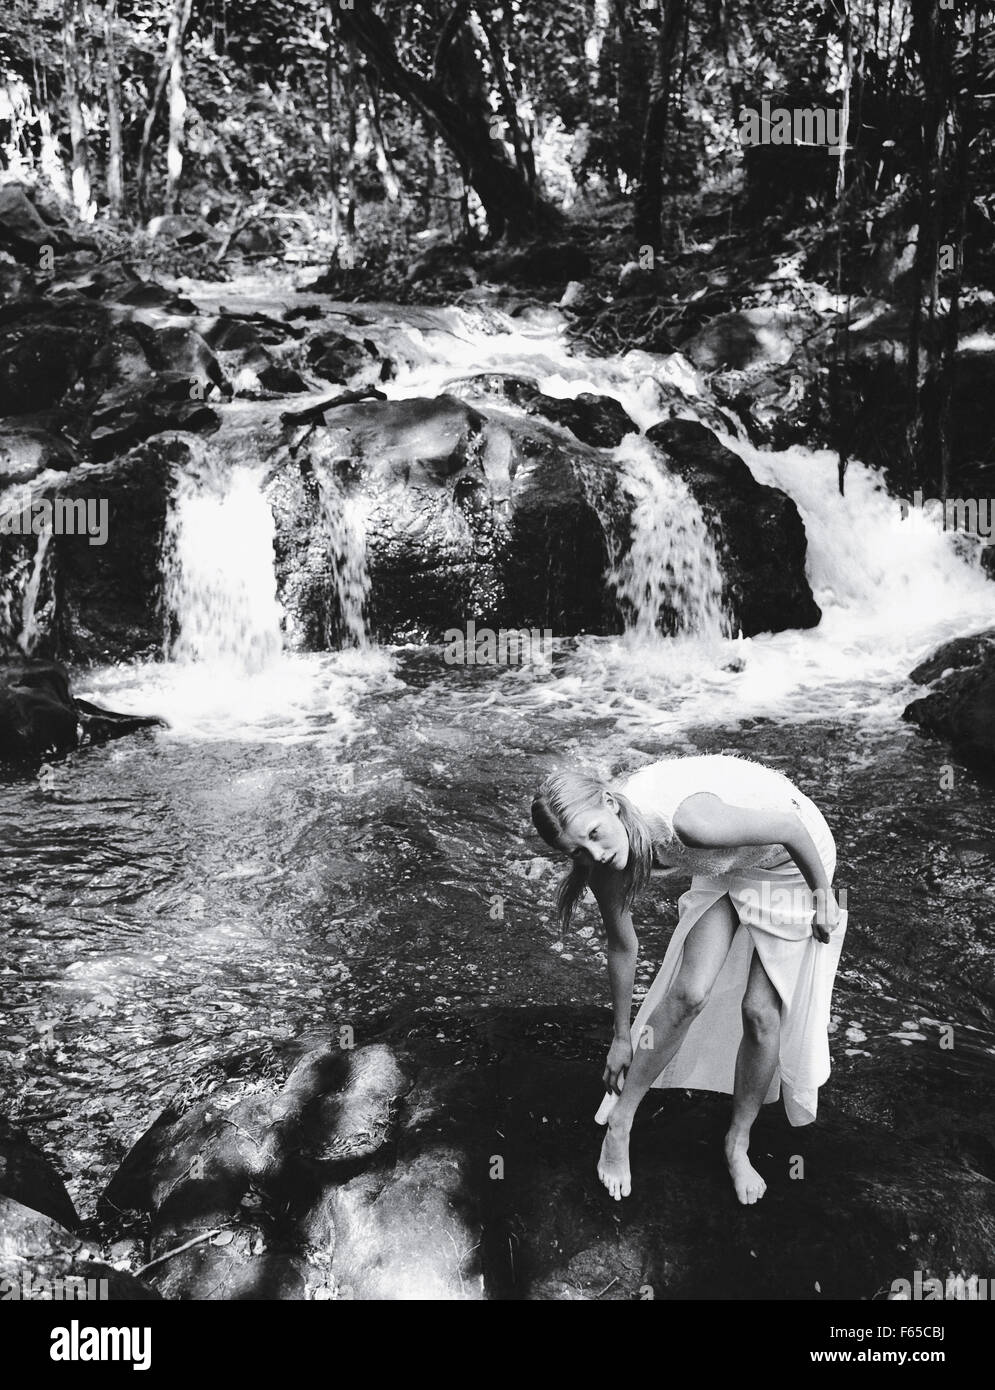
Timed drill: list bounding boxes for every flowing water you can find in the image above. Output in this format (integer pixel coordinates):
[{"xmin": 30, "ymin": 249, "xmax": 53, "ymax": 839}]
[{"xmin": 2, "ymin": 278, "xmax": 995, "ymax": 1216}]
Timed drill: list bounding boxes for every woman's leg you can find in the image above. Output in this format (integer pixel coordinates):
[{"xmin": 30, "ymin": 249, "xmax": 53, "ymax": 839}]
[
  {"xmin": 598, "ymin": 894, "xmax": 739, "ymax": 1199},
  {"xmin": 724, "ymin": 944, "xmax": 782, "ymax": 1205}
]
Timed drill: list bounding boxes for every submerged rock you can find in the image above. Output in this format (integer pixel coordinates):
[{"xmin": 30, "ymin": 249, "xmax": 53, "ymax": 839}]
[{"xmin": 903, "ymin": 628, "xmax": 995, "ymax": 774}]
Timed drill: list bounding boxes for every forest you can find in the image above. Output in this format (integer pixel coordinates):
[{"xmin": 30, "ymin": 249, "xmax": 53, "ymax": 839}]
[{"xmin": 2, "ymin": 1, "xmax": 994, "ymax": 497}]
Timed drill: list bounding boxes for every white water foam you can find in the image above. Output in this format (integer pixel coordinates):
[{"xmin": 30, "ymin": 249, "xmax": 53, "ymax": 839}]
[
  {"xmin": 162, "ymin": 460, "xmax": 285, "ymax": 673},
  {"xmin": 608, "ymin": 435, "xmax": 731, "ymax": 641}
]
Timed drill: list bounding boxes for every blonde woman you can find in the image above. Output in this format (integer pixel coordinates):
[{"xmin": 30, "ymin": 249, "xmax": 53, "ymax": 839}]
[{"xmin": 531, "ymin": 754, "xmax": 848, "ymax": 1204}]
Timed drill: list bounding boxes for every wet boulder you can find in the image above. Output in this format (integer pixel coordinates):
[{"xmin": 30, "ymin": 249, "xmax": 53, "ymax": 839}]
[
  {"xmin": 0, "ymin": 1116, "xmax": 79, "ymax": 1229},
  {"xmin": 305, "ymin": 331, "xmax": 381, "ymax": 385},
  {"xmin": 0, "ymin": 255, "xmax": 38, "ymax": 307},
  {"xmin": 0, "ymin": 658, "xmax": 165, "ymax": 766},
  {"xmin": 47, "ymin": 440, "xmax": 180, "ymax": 661},
  {"xmin": 268, "ymin": 395, "xmax": 503, "ymax": 646},
  {"xmin": 645, "ymin": 419, "xmax": 821, "ymax": 636},
  {"xmin": 268, "ymin": 394, "xmax": 622, "ymax": 646},
  {"xmin": 0, "ymin": 318, "xmax": 98, "ymax": 415},
  {"xmin": 903, "ymin": 628, "xmax": 995, "ymax": 774},
  {"xmin": 86, "ymin": 375, "xmax": 221, "ymax": 457},
  {"xmin": 98, "ymin": 1040, "xmax": 418, "ymax": 1300},
  {"xmin": 0, "ymin": 424, "xmax": 78, "ymax": 484},
  {"xmin": 444, "ymin": 374, "xmax": 639, "ymax": 449},
  {"xmin": 0, "ymin": 1196, "xmax": 160, "ymax": 1301},
  {"xmin": 501, "ymin": 423, "xmax": 622, "ymax": 636},
  {"xmin": 126, "ymin": 322, "xmax": 226, "ymax": 394},
  {"xmin": 0, "ymin": 659, "xmax": 81, "ymax": 763}
]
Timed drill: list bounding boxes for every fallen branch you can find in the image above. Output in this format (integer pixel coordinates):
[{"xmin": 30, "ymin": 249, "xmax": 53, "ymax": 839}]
[{"xmin": 135, "ymin": 1227, "xmax": 225, "ymax": 1276}]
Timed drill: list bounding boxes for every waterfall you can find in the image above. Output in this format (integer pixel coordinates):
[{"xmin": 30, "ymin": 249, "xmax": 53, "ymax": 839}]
[
  {"xmin": 315, "ymin": 469, "xmax": 371, "ymax": 649},
  {"xmin": 20, "ymin": 525, "xmax": 52, "ymax": 655},
  {"xmin": 607, "ymin": 436, "xmax": 732, "ymax": 640},
  {"xmin": 729, "ymin": 436, "xmax": 995, "ymax": 663},
  {"xmin": 162, "ymin": 458, "xmax": 285, "ymax": 673}
]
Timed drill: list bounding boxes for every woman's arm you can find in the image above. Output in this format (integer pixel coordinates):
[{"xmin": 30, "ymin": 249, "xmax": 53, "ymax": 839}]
[
  {"xmin": 673, "ymin": 793, "xmax": 840, "ymax": 941},
  {"xmin": 590, "ymin": 865, "xmax": 638, "ymax": 1042}
]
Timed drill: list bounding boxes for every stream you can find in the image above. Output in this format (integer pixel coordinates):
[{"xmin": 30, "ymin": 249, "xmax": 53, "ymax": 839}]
[{"xmin": 2, "ymin": 275, "xmax": 994, "ymax": 1217}]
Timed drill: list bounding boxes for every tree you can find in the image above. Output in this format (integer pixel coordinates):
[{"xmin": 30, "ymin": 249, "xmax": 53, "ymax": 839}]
[
  {"xmin": 635, "ymin": 0, "xmax": 687, "ymax": 246},
  {"xmin": 165, "ymin": 0, "xmax": 195, "ymax": 213},
  {"xmin": 61, "ymin": 0, "xmax": 93, "ymax": 217},
  {"xmin": 104, "ymin": 0, "xmax": 124, "ymax": 215},
  {"xmin": 137, "ymin": 0, "xmax": 195, "ymax": 218},
  {"xmin": 335, "ymin": 0, "xmax": 561, "ymax": 241}
]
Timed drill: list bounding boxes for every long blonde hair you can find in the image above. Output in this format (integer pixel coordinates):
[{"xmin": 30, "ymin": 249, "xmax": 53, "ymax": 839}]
[{"xmin": 531, "ymin": 769, "xmax": 655, "ymax": 931}]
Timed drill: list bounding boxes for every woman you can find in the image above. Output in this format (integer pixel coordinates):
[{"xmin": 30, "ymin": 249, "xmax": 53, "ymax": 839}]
[{"xmin": 531, "ymin": 754, "xmax": 847, "ymax": 1205}]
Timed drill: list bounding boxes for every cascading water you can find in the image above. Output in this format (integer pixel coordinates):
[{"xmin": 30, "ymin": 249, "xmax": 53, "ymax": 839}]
[
  {"xmin": 162, "ymin": 456, "xmax": 285, "ymax": 673},
  {"xmin": 74, "ymin": 275, "xmax": 995, "ymax": 737},
  {"xmin": 0, "ymin": 477, "xmax": 58, "ymax": 655},
  {"xmin": 607, "ymin": 435, "xmax": 732, "ymax": 641},
  {"xmin": 20, "ymin": 524, "xmax": 52, "ymax": 656},
  {"xmin": 313, "ymin": 466, "xmax": 372, "ymax": 649}
]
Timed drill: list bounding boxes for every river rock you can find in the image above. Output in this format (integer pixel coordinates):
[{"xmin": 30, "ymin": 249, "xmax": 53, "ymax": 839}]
[
  {"xmin": 0, "ymin": 185, "xmax": 64, "ymax": 261},
  {"xmin": 305, "ymin": 331, "xmax": 381, "ymax": 385},
  {"xmin": 903, "ymin": 628, "xmax": 995, "ymax": 774},
  {"xmin": 0, "ymin": 1195, "xmax": 160, "ymax": 1301},
  {"xmin": 0, "ymin": 317, "xmax": 98, "ymax": 415},
  {"xmin": 94, "ymin": 1011, "xmax": 995, "ymax": 1300},
  {"xmin": 98, "ymin": 1040, "xmax": 415, "ymax": 1300},
  {"xmin": 0, "ymin": 658, "xmax": 165, "ymax": 766},
  {"xmin": 444, "ymin": 374, "xmax": 638, "ymax": 448},
  {"xmin": 645, "ymin": 419, "xmax": 821, "ymax": 635},
  {"xmin": 46, "ymin": 440, "xmax": 179, "ymax": 660},
  {"xmin": 0, "ymin": 255, "xmax": 38, "ymax": 306},
  {"xmin": 87, "ymin": 376, "xmax": 221, "ymax": 457},
  {"xmin": 268, "ymin": 395, "xmax": 622, "ymax": 645},
  {"xmin": 0, "ymin": 1116, "xmax": 79, "ymax": 1229},
  {"xmin": 0, "ymin": 424, "xmax": 78, "ymax": 484}
]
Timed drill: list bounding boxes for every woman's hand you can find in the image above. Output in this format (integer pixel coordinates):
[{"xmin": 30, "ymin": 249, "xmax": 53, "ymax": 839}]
[
  {"xmin": 603, "ymin": 1036, "xmax": 633, "ymax": 1095},
  {"xmin": 812, "ymin": 890, "xmax": 842, "ymax": 943}
]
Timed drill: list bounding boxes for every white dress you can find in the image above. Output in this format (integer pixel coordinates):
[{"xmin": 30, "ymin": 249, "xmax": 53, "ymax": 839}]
[{"xmin": 595, "ymin": 754, "xmax": 848, "ymax": 1128}]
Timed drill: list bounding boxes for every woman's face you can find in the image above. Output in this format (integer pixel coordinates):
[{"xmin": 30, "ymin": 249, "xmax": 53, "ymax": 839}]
[{"xmin": 557, "ymin": 793, "xmax": 630, "ymax": 870}]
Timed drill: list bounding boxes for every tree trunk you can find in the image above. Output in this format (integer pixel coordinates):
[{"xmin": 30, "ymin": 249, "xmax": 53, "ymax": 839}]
[
  {"xmin": 634, "ymin": 0, "xmax": 687, "ymax": 247},
  {"xmin": 337, "ymin": 0, "xmax": 559, "ymax": 241},
  {"xmin": 137, "ymin": 0, "xmax": 193, "ymax": 219},
  {"xmin": 164, "ymin": 0, "xmax": 195, "ymax": 215},
  {"xmin": 104, "ymin": 0, "xmax": 124, "ymax": 216},
  {"xmin": 62, "ymin": 0, "xmax": 93, "ymax": 219}
]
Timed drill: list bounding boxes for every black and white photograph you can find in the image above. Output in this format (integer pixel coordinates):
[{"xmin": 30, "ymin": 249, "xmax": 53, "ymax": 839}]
[{"xmin": 0, "ymin": 0, "xmax": 993, "ymax": 1356}]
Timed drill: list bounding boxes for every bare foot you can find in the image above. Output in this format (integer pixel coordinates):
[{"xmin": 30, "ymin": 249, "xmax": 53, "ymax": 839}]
[
  {"xmin": 597, "ymin": 1118, "xmax": 632, "ymax": 1200},
  {"xmin": 724, "ymin": 1135, "xmax": 767, "ymax": 1205}
]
